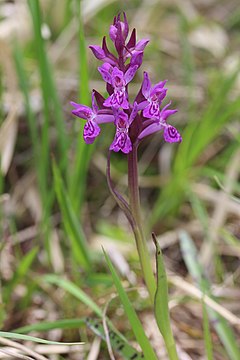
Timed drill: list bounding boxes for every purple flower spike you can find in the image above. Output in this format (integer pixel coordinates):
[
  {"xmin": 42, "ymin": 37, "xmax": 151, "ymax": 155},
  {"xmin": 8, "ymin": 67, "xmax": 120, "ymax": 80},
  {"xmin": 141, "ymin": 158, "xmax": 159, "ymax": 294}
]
[
  {"xmin": 98, "ymin": 64, "xmax": 138, "ymax": 109},
  {"xmin": 110, "ymin": 103, "xmax": 138, "ymax": 154},
  {"xmin": 71, "ymin": 91, "xmax": 114, "ymax": 144},
  {"xmin": 138, "ymin": 102, "xmax": 181, "ymax": 143},
  {"xmin": 71, "ymin": 13, "xmax": 182, "ymax": 154},
  {"xmin": 141, "ymin": 72, "xmax": 167, "ymax": 118}
]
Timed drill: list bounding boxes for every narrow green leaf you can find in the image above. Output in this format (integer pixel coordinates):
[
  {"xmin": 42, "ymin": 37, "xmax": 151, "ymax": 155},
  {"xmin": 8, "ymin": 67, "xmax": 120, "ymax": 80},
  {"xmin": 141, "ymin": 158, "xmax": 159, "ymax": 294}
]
[
  {"xmin": 153, "ymin": 234, "xmax": 179, "ymax": 360},
  {"xmin": 43, "ymin": 275, "xmax": 102, "ymax": 317},
  {"xmin": 16, "ymin": 247, "xmax": 39, "ymax": 278},
  {"xmin": 27, "ymin": 0, "xmax": 68, "ymax": 172},
  {"xmin": 103, "ymin": 248, "xmax": 158, "ymax": 360},
  {"xmin": 202, "ymin": 300, "xmax": 214, "ymax": 360},
  {"xmin": 151, "ymin": 69, "xmax": 240, "ymax": 225},
  {"xmin": 52, "ymin": 160, "xmax": 91, "ymax": 270},
  {"xmin": 0, "ymin": 331, "xmax": 83, "ymax": 345},
  {"xmin": 42, "ymin": 274, "xmax": 128, "ymax": 344},
  {"xmin": 15, "ymin": 318, "xmax": 85, "ymax": 334}
]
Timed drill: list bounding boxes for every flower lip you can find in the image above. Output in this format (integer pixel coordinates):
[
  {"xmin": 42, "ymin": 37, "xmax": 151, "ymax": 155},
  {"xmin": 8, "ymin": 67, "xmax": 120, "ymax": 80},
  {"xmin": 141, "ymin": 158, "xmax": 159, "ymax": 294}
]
[
  {"xmin": 98, "ymin": 64, "xmax": 137, "ymax": 110},
  {"xmin": 138, "ymin": 102, "xmax": 180, "ymax": 142}
]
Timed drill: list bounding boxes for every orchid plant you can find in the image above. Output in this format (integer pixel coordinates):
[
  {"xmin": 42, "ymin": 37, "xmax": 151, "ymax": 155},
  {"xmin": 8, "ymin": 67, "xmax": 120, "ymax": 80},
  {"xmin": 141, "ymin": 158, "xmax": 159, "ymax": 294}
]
[{"xmin": 71, "ymin": 13, "xmax": 181, "ymax": 359}]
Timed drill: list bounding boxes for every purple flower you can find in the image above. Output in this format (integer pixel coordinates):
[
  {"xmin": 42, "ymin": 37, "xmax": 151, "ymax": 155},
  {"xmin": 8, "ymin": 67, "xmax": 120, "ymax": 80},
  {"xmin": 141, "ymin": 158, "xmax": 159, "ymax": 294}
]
[
  {"xmin": 71, "ymin": 12, "xmax": 182, "ymax": 154},
  {"xmin": 109, "ymin": 12, "xmax": 129, "ymax": 43},
  {"xmin": 110, "ymin": 103, "xmax": 138, "ymax": 153},
  {"xmin": 89, "ymin": 37, "xmax": 118, "ymax": 66},
  {"xmin": 138, "ymin": 102, "xmax": 181, "ymax": 143},
  {"xmin": 71, "ymin": 91, "xmax": 114, "ymax": 144},
  {"xmin": 125, "ymin": 28, "xmax": 149, "ymax": 67},
  {"xmin": 98, "ymin": 63, "xmax": 138, "ymax": 109},
  {"xmin": 140, "ymin": 72, "xmax": 167, "ymax": 118}
]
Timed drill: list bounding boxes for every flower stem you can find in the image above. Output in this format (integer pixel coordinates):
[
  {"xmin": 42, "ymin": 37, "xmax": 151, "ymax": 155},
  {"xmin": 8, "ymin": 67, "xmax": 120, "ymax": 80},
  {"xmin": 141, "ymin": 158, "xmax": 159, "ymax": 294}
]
[{"xmin": 127, "ymin": 144, "xmax": 156, "ymax": 304}]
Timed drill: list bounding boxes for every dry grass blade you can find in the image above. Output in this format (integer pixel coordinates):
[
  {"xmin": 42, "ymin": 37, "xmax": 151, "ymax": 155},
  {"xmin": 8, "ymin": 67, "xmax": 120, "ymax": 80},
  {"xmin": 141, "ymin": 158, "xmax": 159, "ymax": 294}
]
[
  {"xmin": 34, "ymin": 345, "xmax": 85, "ymax": 355},
  {"xmin": 49, "ymin": 229, "xmax": 64, "ymax": 273},
  {"xmin": 103, "ymin": 298, "xmax": 116, "ymax": 360},
  {"xmin": 0, "ymin": 347, "xmax": 34, "ymax": 359},
  {"xmin": 86, "ymin": 337, "xmax": 101, "ymax": 360},
  {"xmin": 0, "ymin": 337, "xmax": 48, "ymax": 360},
  {"xmin": 0, "ymin": 39, "xmax": 19, "ymax": 175},
  {"xmin": 0, "ymin": 108, "xmax": 18, "ymax": 175},
  {"xmin": 193, "ymin": 183, "xmax": 240, "ymax": 216},
  {"xmin": 169, "ymin": 275, "xmax": 240, "ymax": 327}
]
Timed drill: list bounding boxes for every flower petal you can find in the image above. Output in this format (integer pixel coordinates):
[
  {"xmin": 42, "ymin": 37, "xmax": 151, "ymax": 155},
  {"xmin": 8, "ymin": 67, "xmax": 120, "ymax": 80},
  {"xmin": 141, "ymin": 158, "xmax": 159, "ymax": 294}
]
[
  {"xmin": 142, "ymin": 72, "xmax": 151, "ymax": 99},
  {"xmin": 101, "ymin": 37, "xmax": 118, "ymax": 65},
  {"xmin": 70, "ymin": 102, "xmax": 93, "ymax": 120},
  {"xmin": 138, "ymin": 122, "xmax": 162, "ymax": 139},
  {"xmin": 136, "ymin": 100, "xmax": 148, "ymax": 110},
  {"xmin": 112, "ymin": 67, "xmax": 124, "ymax": 85},
  {"xmin": 129, "ymin": 102, "xmax": 138, "ymax": 125},
  {"xmin": 89, "ymin": 45, "xmax": 105, "ymax": 60},
  {"xmin": 83, "ymin": 120, "xmax": 100, "ymax": 144},
  {"xmin": 98, "ymin": 63, "xmax": 113, "ymax": 84},
  {"xmin": 103, "ymin": 96, "xmax": 113, "ymax": 108},
  {"xmin": 110, "ymin": 132, "xmax": 132, "ymax": 153},
  {"xmin": 91, "ymin": 91, "xmax": 98, "ymax": 114},
  {"xmin": 130, "ymin": 51, "xmax": 143, "ymax": 68},
  {"xmin": 151, "ymin": 80, "xmax": 167, "ymax": 94},
  {"xmin": 122, "ymin": 12, "xmax": 129, "ymax": 40},
  {"xmin": 96, "ymin": 114, "xmax": 115, "ymax": 124},
  {"xmin": 135, "ymin": 38, "xmax": 149, "ymax": 52},
  {"xmin": 160, "ymin": 102, "xmax": 178, "ymax": 122},
  {"xmin": 104, "ymin": 91, "xmax": 129, "ymax": 109},
  {"xmin": 109, "ymin": 25, "xmax": 117, "ymax": 42},
  {"xmin": 163, "ymin": 125, "xmax": 182, "ymax": 143},
  {"xmin": 143, "ymin": 102, "xmax": 160, "ymax": 118},
  {"xmin": 124, "ymin": 65, "xmax": 138, "ymax": 84}
]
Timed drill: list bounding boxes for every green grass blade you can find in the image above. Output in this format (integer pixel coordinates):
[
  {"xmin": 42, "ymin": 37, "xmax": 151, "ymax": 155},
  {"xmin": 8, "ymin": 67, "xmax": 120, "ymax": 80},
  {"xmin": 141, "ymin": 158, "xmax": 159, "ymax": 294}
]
[
  {"xmin": 27, "ymin": 0, "xmax": 50, "ymax": 189},
  {"xmin": 103, "ymin": 248, "xmax": 158, "ymax": 360},
  {"xmin": 42, "ymin": 274, "xmax": 129, "ymax": 343},
  {"xmin": 15, "ymin": 316, "xmax": 143, "ymax": 360},
  {"xmin": 151, "ymin": 70, "xmax": 240, "ymax": 225},
  {"xmin": 27, "ymin": 0, "xmax": 69, "ymax": 173},
  {"xmin": 0, "ymin": 331, "xmax": 83, "ymax": 345},
  {"xmin": 202, "ymin": 300, "xmax": 214, "ymax": 360},
  {"xmin": 3, "ymin": 247, "xmax": 39, "ymax": 303},
  {"xmin": 43, "ymin": 274, "xmax": 102, "ymax": 317},
  {"xmin": 179, "ymin": 231, "xmax": 240, "ymax": 360},
  {"xmin": 16, "ymin": 247, "xmax": 39, "ymax": 278},
  {"xmin": 52, "ymin": 160, "xmax": 91, "ymax": 270},
  {"xmin": 152, "ymin": 235, "xmax": 178, "ymax": 360},
  {"xmin": 15, "ymin": 319, "xmax": 85, "ymax": 334}
]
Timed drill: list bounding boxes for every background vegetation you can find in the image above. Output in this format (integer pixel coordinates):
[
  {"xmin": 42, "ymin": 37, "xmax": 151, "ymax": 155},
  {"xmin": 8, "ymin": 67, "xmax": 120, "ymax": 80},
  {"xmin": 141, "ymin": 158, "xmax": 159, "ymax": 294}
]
[{"xmin": 0, "ymin": 0, "xmax": 240, "ymax": 359}]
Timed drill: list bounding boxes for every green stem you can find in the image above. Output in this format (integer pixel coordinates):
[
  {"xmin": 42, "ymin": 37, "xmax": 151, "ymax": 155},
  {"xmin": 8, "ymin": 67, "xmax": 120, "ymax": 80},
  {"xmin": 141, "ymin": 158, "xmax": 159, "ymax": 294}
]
[
  {"xmin": 127, "ymin": 145, "xmax": 156, "ymax": 304},
  {"xmin": 166, "ymin": 341, "xmax": 179, "ymax": 360}
]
